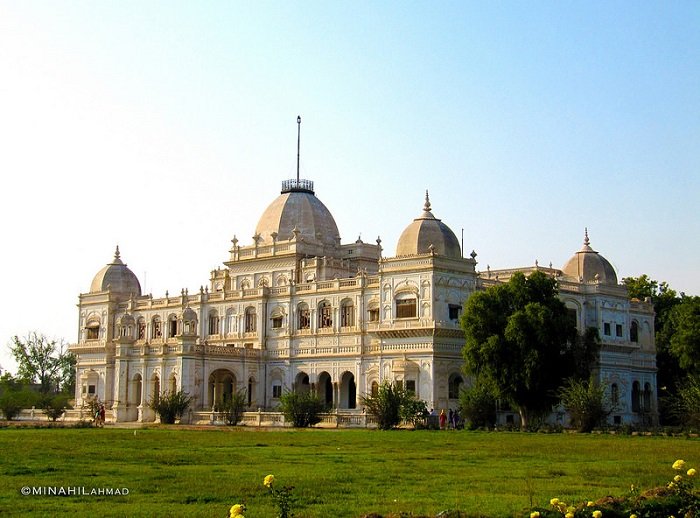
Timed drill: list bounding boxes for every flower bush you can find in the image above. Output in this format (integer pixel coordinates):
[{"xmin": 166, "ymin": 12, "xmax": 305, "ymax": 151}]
[
  {"xmin": 263, "ymin": 473, "xmax": 294, "ymax": 518},
  {"xmin": 528, "ymin": 459, "xmax": 699, "ymax": 518}
]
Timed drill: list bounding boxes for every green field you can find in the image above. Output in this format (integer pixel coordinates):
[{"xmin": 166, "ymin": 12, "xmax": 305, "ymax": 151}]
[{"xmin": 0, "ymin": 426, "xmax": 698, "ymax": 517}]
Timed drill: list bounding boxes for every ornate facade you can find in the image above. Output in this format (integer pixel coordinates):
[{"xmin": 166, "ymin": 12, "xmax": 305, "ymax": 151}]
[{"xmin": 70, "ymin": 178, "xmax": 656, "ymax": 425}]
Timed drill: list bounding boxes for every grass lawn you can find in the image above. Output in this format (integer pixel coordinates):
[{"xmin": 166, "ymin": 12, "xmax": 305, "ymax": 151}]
[{"xmin": 0, "ymin": 426, "xmax": 698, "ymax": 517}]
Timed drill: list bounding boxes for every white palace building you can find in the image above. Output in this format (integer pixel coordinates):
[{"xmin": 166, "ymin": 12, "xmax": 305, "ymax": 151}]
[{"xmin": 70, "ymin": 173, "xmax": 657, "ymax": 426}]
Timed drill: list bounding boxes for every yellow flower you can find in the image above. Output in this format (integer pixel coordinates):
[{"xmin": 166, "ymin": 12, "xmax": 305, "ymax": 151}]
[
  {"xmin": 688, "ymin": 468, "xmax": 697, "ymax": 477},
  {"xmin": 674, "ymin": 474, "xmax": 682, "ymax": 483},
  {"xmin": 565, "ymin": 513, "xmax": 574, "ymax": 518},
  {"xmin": 587, "ymin": 501, "xmax": 595, "ymax": 507},
  {"xmin": 567, "ymin": 506, "xmax": 576, "ymax": 514},
  {"xmin": 630, "ymin": 514, "xmax": 638, "ymax": 518},
  {"xmin": 229, "ymin": 503, "xmax": 246, "ymax": 517},
  {"xmin": 550, "ymin": 498, "xmax": 560, "ymax": 506},
  {"xmin": 530, "ymin": 512, "xmax": 540, "ymax": 518},
  {"xmin": 592, "ymin": 511, "xmax": 603, "ymax": 518},
  {"xmin": 263, "ymin": 474, "xmax": 275, "ymax": 487},
  {"xmin": 672, "ymin": 459, "xmax": 685, "ymax": 471}
]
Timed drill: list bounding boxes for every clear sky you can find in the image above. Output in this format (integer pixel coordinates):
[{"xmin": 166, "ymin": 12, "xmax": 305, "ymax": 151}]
[{"xmin": 0, "ymin": 1, "xmax": 698, "ymax": 373}]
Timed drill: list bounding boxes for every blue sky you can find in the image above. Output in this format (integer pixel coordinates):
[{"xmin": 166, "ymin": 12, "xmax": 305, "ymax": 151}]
[{"xmin": 0, "ymin": 1, "xmax": 698, "ymax": 372}]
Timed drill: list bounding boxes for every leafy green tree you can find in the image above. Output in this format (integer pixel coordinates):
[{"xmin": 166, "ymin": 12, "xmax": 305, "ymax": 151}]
[
  {"xmin": 459, "ymin": 377, "xmax": 498, "ymax": 430},
  {"xmin": 0, "ymin": 375, "xmax": 41, "ymax": 420},
  {"xmin": 9, "ymin": 333, "xmax": 76, "ymax": 394},
  {"xmin": 664, "ymin": 296, "xmax": 700, "ymax": 373},
  {"xmin": 461, "ymin": 271, "xmax": 599, "ymax": 429},
  {"xmin": 360, "ymin": 381, "xmax": 406, "ymax": 430},
  {"xmin": 399, "ymin": 395, "xmax": 429, "ymax": 428},
  {"xmin": 149, "ymin": 390, "xmax": 192, "ymax": 424},
  {"xmin": 43, "ymin": 394, "xmax": 73, "ymax": 422},
  {"xmin": 558, "ymin": 377, "xmax": 612, "ymax": 432},
  {"xmin": 278, "ymin": 390, "xmax": 324, "ymax": 427},
  {"xmin": 215, "ymin": 388, "xmax": 248, "ymax": 425}
]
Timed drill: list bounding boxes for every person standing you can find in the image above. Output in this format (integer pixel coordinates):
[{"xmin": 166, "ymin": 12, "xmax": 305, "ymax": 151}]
[{"xmin": 439, "ymin": 409, "xmax": 447, "ymax": 430}]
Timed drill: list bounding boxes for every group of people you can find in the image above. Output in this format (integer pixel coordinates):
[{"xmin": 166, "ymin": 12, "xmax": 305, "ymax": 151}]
[{"xmin": 430, "ymin": 408, "xmax": 462, "ymax": 430}]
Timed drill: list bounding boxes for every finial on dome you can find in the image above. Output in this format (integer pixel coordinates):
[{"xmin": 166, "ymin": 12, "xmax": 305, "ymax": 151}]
[
  {"xmin": 584, "ymin": 227, "xmax": 590, "ymax": 247},
  {"xmin": 114, "ymin": 245, "xmax": 121, "ymax": 260},
  {"xmin": 424, "ymin": 190, "xmax": 431, "ymax": 212}
]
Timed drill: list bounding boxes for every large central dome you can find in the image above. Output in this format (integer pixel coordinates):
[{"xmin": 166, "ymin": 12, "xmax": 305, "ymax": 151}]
[{"xmin": 255, "ymin": 179, "xmax": 340, "ymax": 247}]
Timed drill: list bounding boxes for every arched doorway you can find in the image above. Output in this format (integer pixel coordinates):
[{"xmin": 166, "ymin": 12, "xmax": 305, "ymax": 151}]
[
  {"xmin": 295, "ymin": 372, "xmax": 310, "ymax": 394},
  {"xmin": 317, "ymin": 371, "xmax": 333, "ymax": 408},
  {"xmin": 130, "ymin": 374, "xmax": 143, "ymax": 407},
  {"xmin": 339, "ymin": 371, "xmax": 356, "ymax": 409},
  {"xmin": 208, "ymin": 369, "xmax": 236, "ymax": 408}
]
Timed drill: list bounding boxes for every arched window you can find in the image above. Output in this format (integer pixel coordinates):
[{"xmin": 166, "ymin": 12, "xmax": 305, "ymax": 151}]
[
  {"xmin": 137, "ymin": 318, "xmax": 146, "ymax": 340},
  {"xmin": 371, "ymin": 381, "xmax": 379, "ymax": 397},
  {"xmin": 225, "ymin": 308, "xmax": 235, "ymax": 335},
  {"xmin": 151, "ymin": 316, "xmax": 162, "ymax": 339},
  {"xmin": 319, "ymin": 301, "xmax": 332, "ymax": 328},
  {"xmin": 643, "ymin": 383, "xmax": 652, "ymax": 412},
  {"xmin": 367, "ymin": 302, "xmax": 379, "ymax": 323},
  {"xmin": 270, "ymin": 307, "xmax": 284, "ymax": 329},
  {"xmin": 340, "ymin": 300, "xmax": 354, "ymax": 327},
  {"xmin": 395, "ymin": 293, "xmax": 417, "ymax": 319},
  {"xmin": 611, "ymin": 383, "xmax": 619, "ymax": 406},
  {"xmin": 168, "ymin": 314, "xmax": 178, "ymax": 338},
  {"xmin": 298, "ymin": 303, "xmax": 310, "ymax": 330},
  {"xmin": 630, "ymin": 321, "xmax": 639, "ymax": 343},
  {"xmin": 244, "ymin": 307, "xmax": 256, "ymax": 333},
  {"xmin": 631, "ymin": 381, "xmax": 641, "ymax": 413},
  {"xmin": 208, "ymin": 310, "xmax": 220, "ymax": 335},
  {"xmin": 86, "ymin": 318, "xmax": 100, "ymax": 340},
  {"xmin": 448, "ymin": 374, "xmax": 463, "ymax": 399}
]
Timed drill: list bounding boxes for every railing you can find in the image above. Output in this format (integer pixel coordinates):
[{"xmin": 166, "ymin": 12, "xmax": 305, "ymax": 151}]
[{"xmin": 193, "ymin": 410, "xmax": 376, "ymax": 428}]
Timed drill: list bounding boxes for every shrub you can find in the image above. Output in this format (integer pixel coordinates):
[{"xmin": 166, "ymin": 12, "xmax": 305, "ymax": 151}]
[
  {"xmin": 215, "ymin": 389, "xmax": 248, "ymax": 426},
  {"xmin": 278, "ymin": 390, "xmax": 323, "ymax": 427},
  {"xmin": 459, "ymin": 380, "xmax": 497, "ymax": 430},
  {"xmin": 400, "ymin": 395, "xmax": 429, "ymax": 428},
  {"xmin": 43, "ymin": 394, "xmax": 72, "ymax": 422},
  {"xmin": 360, "ymin": 381, "xmax": 406, "ymax": 430},
  {"xmin": 149, "ymin": 390, "xmax": 192, "ymax": 424},
  {"xmin": 0, "ymin": 392, "xmax": 24, "ymax": 420},
  {"xmin": 558, "ymin": 377, "xmax": 612, "ymax": 432}
]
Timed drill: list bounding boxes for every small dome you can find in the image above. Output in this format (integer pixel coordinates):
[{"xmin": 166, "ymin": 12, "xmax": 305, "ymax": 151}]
[
  {"xmin": 90, "ymin": 246, "xmax": 142, "ymax": 296},
  {"xmin": 182, "ymin": 307, "xmax": 197, "ymax": 322},
  {"xmin": 561, "ymin": 229, "xmax": 618, "ymax": 285},
  {"xmin": 119, "ymin": 313, "xmax": 135, "ymax": 326},
  {"xmin": 255, "ymin": 179, "xmax": 340, "ymax": 247},
  {"xmin": 396, "ymin": 191, "xmax": 462, "ymax": 258}
]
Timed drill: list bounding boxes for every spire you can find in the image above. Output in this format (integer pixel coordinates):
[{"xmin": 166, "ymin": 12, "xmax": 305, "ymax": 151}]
[
  {"xmin": 423, "ymin": 190, "xmax": 431, "ymax": 212},
  {"xmin": 579, "ymin": 227, "xmax": 594, "ymax": 253},
  {"xmin": 112, "ymin": 245, "xmax": 124, "ymax": 265},
  {"xmin": 296, "ymin": 115, "xmax": 301, "ymax": 183}
]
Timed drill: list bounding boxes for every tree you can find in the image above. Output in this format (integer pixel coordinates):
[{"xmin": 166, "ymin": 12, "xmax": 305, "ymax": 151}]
[
  {"xmin": 43, "ymin": 394, "xmax": 73, "ymax": 422},
  {"xmin": 215, "ymin": 388, "xmax": 248, "ymax": 426},
  {"xmin": 149, "ymin": 390, "xmax": 192, "ymax": 424},
  {"xmin": 8, "ymin": 333, "xmax": 76, "ymax": 394},
  {"xmin": 278, "ymin": 390, "xmax": 324, "ymax": 427},
  {"xmin": 559, "ymin": 378, "xmax": 612, "ymax": 432},
  {"xmin": 459, "ymin": 377, "xmax": 498, "ymax": 430},
  {"xmin": 460, "ymin": 271, "xmax": 599, "ymax": 429},
  {"xmin": 361, "ymin": 381, "xmax": 403, "ymax": 430},
  {"xmin": 399, "ymin": 395, "xmax": 429, "ymax": 428},
  {"xmin": 664, "ymin": 296, "xmax": 700, "ymax": 373}
]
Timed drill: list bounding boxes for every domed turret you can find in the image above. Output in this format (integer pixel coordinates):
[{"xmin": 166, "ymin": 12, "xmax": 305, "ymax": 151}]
[
  {"xmin": 395, "ymin": 191, "xmax": 462, "ymax": 258},
  {"xmin": 255, "ymin": 179, "xmax": 340, "ymax": 248},
  {"xmin": 561, "ymin": 229, "xmax": 618, "ymax": 284},
  {"xmin": 90, "ymin": 246, "xmax": 142, "ymax": 296}
]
